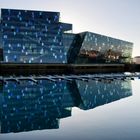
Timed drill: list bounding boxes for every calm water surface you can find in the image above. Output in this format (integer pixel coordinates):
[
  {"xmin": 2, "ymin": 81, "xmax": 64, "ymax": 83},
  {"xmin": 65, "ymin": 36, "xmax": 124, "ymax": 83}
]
[{"xmin": 0, "ymin": 74, "xmax": 140, "ymax": 140}]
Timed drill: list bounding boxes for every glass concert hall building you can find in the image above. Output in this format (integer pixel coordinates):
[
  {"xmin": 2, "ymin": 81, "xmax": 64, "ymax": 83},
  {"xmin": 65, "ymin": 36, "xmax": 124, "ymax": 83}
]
[{"xmin": 0, "ymin": 8, "xmax": 133, "ymax": 64}]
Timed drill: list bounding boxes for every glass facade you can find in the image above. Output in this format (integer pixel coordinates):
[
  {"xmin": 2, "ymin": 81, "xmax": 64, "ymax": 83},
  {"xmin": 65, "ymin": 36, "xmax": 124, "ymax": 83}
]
[
  {"xmin": 0, "ymin": 8, "xmax": 133, "ymax": 64},
  {"xmin": 0, "ymin": 8, "xmax": 72, "ymax": 63},
  {"xmin": 62, "ymin": 33, "xmax": 75, "ymax": 56},
  {"xmin": 67, "ymin": 32, "xmax": 133, "ymax": 63}
]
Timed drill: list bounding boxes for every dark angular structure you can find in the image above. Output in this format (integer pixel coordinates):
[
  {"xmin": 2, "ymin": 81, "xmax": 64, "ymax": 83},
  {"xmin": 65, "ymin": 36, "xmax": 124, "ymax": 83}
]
[
  {"xmin": 67, "ymin": 32, "xmax": 133, "ymax": 64},
  {"xmin": 0, "ymin": 48, "xmax": 3, "ymax": 61},
  {"xmin": 0, "ymin": 8, "xmax": 133, "ymax": 64}
]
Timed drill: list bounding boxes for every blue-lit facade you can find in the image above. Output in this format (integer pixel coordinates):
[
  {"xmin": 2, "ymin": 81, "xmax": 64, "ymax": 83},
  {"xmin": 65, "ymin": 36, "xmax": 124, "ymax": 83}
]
[
  {"xmin": 0, "ymin": 8, "xmax": 72, "ymax": 63},
  {"xmin": 0, "ymin": 78, "xmax": 132, "ymax": 133},
  {"xmin": 0, "ymin": 8, "xmax": 133, "ymax": 64}
]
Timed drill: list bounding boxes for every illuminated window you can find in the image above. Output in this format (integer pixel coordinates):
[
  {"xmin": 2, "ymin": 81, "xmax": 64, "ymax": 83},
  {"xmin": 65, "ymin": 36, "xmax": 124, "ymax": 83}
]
[
  {"xmin": 8, "ymin": 50, "xmax": 10, "ymax": 53},
  {"xmin": 5, "ymin": 55, "xmax": 8, "ymax": 62},
  {"xmin": 3, "ymin": 35, "xmax": 7, "ymax": 39}
]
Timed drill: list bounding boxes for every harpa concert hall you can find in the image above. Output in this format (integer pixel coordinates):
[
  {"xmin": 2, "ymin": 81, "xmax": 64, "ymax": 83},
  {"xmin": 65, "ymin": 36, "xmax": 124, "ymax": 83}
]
[{"xmin": 0, "ymin": 8, "xmax": 133, "ymax": 64}]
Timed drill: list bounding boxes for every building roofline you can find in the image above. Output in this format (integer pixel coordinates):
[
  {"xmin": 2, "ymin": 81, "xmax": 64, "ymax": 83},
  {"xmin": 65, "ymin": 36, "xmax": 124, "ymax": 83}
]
[
  {"xmin": 77, "ymin": 31, "xmax": 133, "ymax": 45},
  {"xmin": 0, "ymin": 8, "xmax": 60, "ymax": 15}
]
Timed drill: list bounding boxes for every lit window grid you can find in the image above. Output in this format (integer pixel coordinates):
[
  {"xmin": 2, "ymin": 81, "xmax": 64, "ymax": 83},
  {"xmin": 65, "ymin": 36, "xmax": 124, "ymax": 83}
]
[{"xmin": 1, "ymin": 9, "xmax": 71, "ymax": 63}]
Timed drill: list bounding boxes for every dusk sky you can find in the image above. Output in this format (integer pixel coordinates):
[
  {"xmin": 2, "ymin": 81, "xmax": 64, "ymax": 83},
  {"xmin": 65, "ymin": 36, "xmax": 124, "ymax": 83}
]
[{"xmin": 0, "ymin": 0, "xmax": 139, "ymax": 57}]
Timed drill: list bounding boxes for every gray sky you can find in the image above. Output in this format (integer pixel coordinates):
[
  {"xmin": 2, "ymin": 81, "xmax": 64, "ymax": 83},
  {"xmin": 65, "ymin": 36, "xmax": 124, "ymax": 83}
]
[{"xmin": 0, "ymin": 0, "xmax": 139, "ymax": 56}]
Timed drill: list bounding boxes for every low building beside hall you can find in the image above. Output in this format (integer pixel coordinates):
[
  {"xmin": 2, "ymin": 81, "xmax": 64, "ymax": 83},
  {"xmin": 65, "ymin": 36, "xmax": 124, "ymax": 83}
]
[{"xmin": 133, "ymin": 56, "xmax": 140, "ymax": 64}]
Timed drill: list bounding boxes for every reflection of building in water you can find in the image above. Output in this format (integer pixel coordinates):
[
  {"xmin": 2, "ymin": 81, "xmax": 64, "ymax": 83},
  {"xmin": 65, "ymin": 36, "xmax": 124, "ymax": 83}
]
[
  {"xmin": 0, "ymin": 81, "xmax": 74, "ymax": 133},
  {"xmin": 75, "ymin": 79, "xmax": 132, "ymax": 110},
  {"xmin": 0, "ymin": 78, "xmax": 132, "ymax": 133}
]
